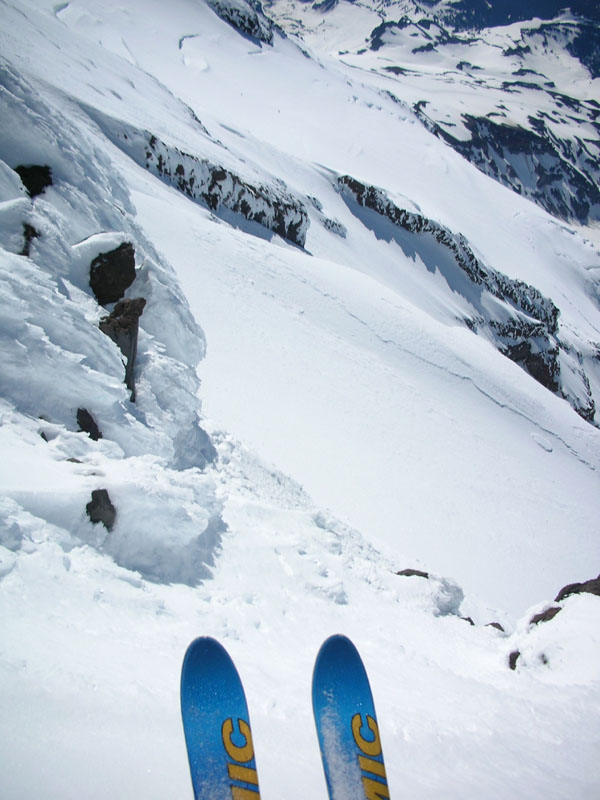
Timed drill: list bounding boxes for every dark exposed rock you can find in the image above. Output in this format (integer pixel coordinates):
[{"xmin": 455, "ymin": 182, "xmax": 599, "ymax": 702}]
[
  {"xmin": 508, "ymin": 650, "xmax": 520, "ymax": 670},
  {"xmin": 487, "ymin": 622, "xmax": 506, "ymax": 632},
  {"xmin": 461, "ymin": 616, "xmax": 475, "ymax": 626},
  {"xmin": 145, "ymin": 136, "xmax": 308, "ymax": 246},
  {"xmin": 338, "ymin": 174, "xmax": 597, "ymax": 423},
  {"xmin": 77, "ymin": 408, "xmax": 102, "ymax": 441},
  {"xmin": 555, "ymin": 575, "xmax": 600, "ymax": 603},
  {"xmin": 368, "ymin": 15, "xmax": 461, "ymax": 53},
  {"xmin": 89, "ymin": 242, "xmax": 136, "ymax": 305},
  {"xmin": 396, "ymin": 568, "xmax": 430, "ymax": 579},
  {"xmin": 413, "ymin": 42, "xmax": 437, "ymax": 54},
  {"xmin": 99, "ymin": 297, "xmax": 146, "ymax": 401},
  {"xmin": 86, "ymin": 489, "xmax": 116, "ymax": 531},
  {"xmin": 369, "ymin": 18, "xmax": 411, "ymax": 51},
  {"xmin": 457, "ymin": 61, "xmax": 481, "ymax": 71},
  {"xmin": 566, "ymin": 21, "xmax": 600, "ymax": 79},
  {"xmin": 529, "ymin": 606, "xmax": 562, "ymax": 626},
  {"xmin": 339, "ymin": 176, "xmax": 563, "ymax": 372},
  {"xmin": 92, "ymin": 116, "xmax": 309, "ymax": 247},
  {"xmin": 383, "ymin": 65, "xmax": 409, "ymax": 76},
  {"xmin": 414, "ymin": 108, "xmax": 600, "ymax": 225},
  {"xmin": 20, "ymin": 223, "xmax": 39, "ymax": 257},
  {"xmin": 500, "ymin": 338, "xmax": 560, "ymax": 393},
  {"xmin": 15, "ymin": 164, "xmax": 52, "ymax": 198},
  {"xmin": 207, "ymin": 0, "xmax": 274, "ymax": 45},
  {"xmin": 313, "ymin": 0, "xmax": 337, "ymax": 11},
  {"xmin": 338, "ymin": 174, "xmax": 558, "ymax": 331}
]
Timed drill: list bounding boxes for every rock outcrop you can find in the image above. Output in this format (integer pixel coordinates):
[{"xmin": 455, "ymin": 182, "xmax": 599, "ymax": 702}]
[
  {"xmin": 99, "ymin": 297, "xmax": 147, "ymax": 401},
  {"xmin": 77, "ymin": 408, "xmax": 102, "ymax": 441},
  {"xmin": 89, "ymin": 242, "xmax": 136, "ymax": 306},
  {"xmin": 88, "ymin": 111, "xmax": 309, "ymax": 247},
  {"xmin": 338, "ymin": 174, "xmax": 596, "ymax": 422},
  {"xmin": 143, "ymin": 134, "xmax": 308, "ymax": 247},
  {"xmin": 20, "ymin": 223, "xmax": 38, "ymax": 257},
  {"xmin": 207, "ymin": 0, "xmax": 274, "ymax": 45},
  {"xmin": 396, "ymin": 568, "xmax": 430, "ymax": 579},
  {"xmin": 529, "ymin": 606, "xmax": 562, "ymax": 625},
  {"xmin": 15, "ymin": 164, "xmax": 52, "ymax": 198},
  {"xmin": 555, "ymin": 575, "xmax": 600, "ymax": 602},
  {"xmin": 416, "ymin": 109, "xmax": 600, "ymax": 226},
  {"xmin": 86, "ymin": 489, "xmax": 116, "ymax": 531}
]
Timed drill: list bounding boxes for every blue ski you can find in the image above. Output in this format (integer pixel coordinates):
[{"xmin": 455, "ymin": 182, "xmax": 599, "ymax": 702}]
[
  {"xmin": 180, "ymin": 637, "xmax": 261, "ymax": 800},
  {"xmin": 312, "ymin": 634, "xmax": 390, "ymax": 800}
]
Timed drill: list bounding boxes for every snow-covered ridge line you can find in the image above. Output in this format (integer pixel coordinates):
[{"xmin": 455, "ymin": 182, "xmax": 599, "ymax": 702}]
[
  {"xmin": 90, "ymin": 110, "xmax": 309, "ymax": 247},
  {"xmin": 338, "ymin": 175, "xmax": 558, "ymax": 327},
  {"xmin": 338, "ymin": 174, "xmax": 596, "ymax": 422}
]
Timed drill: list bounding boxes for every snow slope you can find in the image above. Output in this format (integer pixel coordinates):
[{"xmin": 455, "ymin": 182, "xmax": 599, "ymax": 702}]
[{"xmin": 1, "ymin": 0, "xmax": 599, "ymax": 797}]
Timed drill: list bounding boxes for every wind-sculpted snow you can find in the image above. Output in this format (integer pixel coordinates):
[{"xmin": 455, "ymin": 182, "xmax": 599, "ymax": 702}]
[
  {"xmin": 338, "ymin": 175, "xmax": 596, "ymax": 422},
  {"xmin": 91, "ymin": 112, "xmax": 309, "ymax": 247},
  {"xmin": 0, "ymin": 65, "xmax": 222, "ymax": 584}
]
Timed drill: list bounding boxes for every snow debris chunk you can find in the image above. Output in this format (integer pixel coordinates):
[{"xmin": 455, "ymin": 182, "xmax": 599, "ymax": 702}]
[
  {"xmin": 508, "ymin": 584, "xmax": 600, "ymax": 683},
  {"xmin": 79, "ymin": 457, "xmax": 225, "ymax": 586}
]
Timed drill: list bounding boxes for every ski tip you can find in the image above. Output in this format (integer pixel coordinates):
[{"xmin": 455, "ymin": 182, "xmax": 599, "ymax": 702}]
[
  {"xmin": 182, "ymin": 635, "xmax": 226, "ymax": 660},
  {"xmin": 311, "ymin": 635, "xmax": 391, "ymax": 799},
  {"xmin": 180, "ymin": 637, "xmax": 262, "ymax": 799},
  {"xmin": 314, "ymin": 633, "xmax": 361, "ymax": 663},
  {"xmin": 311, "ymin": 634, "xmax": 371, "ymax": 713}
]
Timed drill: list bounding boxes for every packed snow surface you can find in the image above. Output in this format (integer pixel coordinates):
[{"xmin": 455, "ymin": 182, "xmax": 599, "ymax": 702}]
[{"xmin": 0, "ymin": 0, "xmax": 599, "ymax": 798}]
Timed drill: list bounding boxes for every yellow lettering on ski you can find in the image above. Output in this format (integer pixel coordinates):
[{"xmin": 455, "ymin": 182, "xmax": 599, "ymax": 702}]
[
  {"xmin": 230, "ymin": 788, "xmax": 260, "ymax": 799},
  {"xmin": 351, "ymin": 713, "xmax": 382, "ymax": 757},
  {"xmin": 351, "ymin": 713, "xmax": 389, "ymax": 798},
  {"xmin": 222, "ymin": 718, "xmax": 254, "ymax": 763},
  {"xmin": 222, "ymin": 718, "xmax": 261, "ymax": 798},
  {"xmin": 358, "ymin": 755, "xmax": 387, "ymax": 778},
  {"xmin": 227, "ymin": 764, "xmax": 259, "ymax": 786},
  {"xmin": 362, "ymin": 776, "xmax": 390, "ymax": 799}
]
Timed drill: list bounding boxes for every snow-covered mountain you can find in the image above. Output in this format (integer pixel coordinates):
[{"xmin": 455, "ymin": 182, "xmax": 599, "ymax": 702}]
[
  {"xmin": 269, "ymin": 0, "xmax": 600, "ymax": 222},
  {"xmin": 1, "ymin": 1, "xmax": 599, "ymax": 797}
]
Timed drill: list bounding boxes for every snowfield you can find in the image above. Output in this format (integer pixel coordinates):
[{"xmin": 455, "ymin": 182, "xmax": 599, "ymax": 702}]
[{"xmin": 0, "ymin": 0, "xmax": 599, "ymax": 797}]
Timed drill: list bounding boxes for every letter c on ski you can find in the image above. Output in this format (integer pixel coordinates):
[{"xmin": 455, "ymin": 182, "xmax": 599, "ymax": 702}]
[
  {"xmin": 222, "ymin": 718, "xmax": 255, "ymax": 763},
  {"xmin": 351, "ymin": 713, "xmax": 382, "ymax": 757}
]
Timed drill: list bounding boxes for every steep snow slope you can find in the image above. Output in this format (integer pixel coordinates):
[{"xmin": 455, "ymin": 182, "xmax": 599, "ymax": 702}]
[
  {"xmin": 1, "ymin": 1, "xmax": 600, "ymax": 798},
  {"xmin": 14, "ymin": 0, "xmax": 597, "ymax": 608}
]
